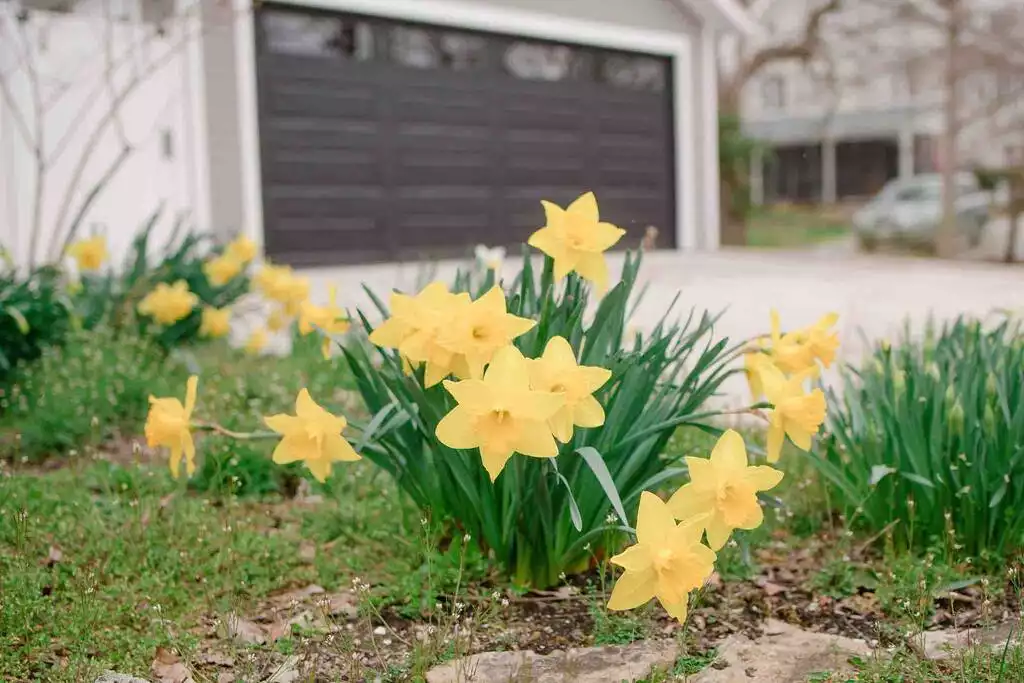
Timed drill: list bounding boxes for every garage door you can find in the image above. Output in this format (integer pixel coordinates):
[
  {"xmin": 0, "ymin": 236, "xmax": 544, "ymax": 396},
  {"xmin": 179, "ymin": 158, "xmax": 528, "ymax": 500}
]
[{"xmin": 254, "ymin": 3, "xmax": 677, "ymax": 266}]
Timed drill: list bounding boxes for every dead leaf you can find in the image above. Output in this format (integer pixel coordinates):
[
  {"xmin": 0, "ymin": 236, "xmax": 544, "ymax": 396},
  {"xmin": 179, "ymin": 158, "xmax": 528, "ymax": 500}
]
[
  {"xmin": 197, "ymin": 651, "xmax": 235, "ymax": 667},
  {"xmin": 224, "ymin": 613, "xmax": 266, "ymax": 645},
  {"xmin": 755, "ymin": 578, "xmax": 786, "ymax": 597},
  {"xmin": 267, "ymin": 619, "xmax": 293, "ymax": 642},
  {"xmin": 268, "ymin": 583, "xmax": 325, "ymax": 608},
  {"xmin": 151, "ymin": 647, "xmax": 196, "ymax": 683},
  {"xmin": 42, "ymin": 545, "xmax": 63, "ymax": 567}
]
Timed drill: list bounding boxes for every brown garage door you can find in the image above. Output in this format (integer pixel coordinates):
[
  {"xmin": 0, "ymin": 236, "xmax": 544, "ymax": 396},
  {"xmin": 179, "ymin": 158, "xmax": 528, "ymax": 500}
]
[{"xmin": 254, "ymin": 4, "xmax": 676, "ymax": 266}]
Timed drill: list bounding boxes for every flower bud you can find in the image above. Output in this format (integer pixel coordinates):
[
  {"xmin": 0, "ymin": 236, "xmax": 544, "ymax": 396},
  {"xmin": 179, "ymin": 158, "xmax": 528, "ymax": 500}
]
[
  {"xmin": 986, "ymin": 373, "xmax": 998, "ymax": 401},
  {"xmin": 984, "ymin": 404, "xmax": 996, "ymax": 432},
  {"xmin": 926, "ymin": 363, "xmax": 940, "ymax": 382},
  {"xmin": 949, "ymin": 400, "xmax": 965, "ymax": 433}
]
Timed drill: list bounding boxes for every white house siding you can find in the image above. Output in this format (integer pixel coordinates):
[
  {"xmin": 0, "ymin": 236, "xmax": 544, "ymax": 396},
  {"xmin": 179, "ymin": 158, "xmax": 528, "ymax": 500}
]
[{"xmin": 0, "ymin": 1, "xmax": 207, "ymax": 271}]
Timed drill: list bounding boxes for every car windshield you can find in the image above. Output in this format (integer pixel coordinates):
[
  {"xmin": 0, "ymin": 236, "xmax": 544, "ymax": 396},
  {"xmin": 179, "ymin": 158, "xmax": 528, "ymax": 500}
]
[{"xmin": 889, "ymin": 182, "xmax": 942, "ymax": 202}]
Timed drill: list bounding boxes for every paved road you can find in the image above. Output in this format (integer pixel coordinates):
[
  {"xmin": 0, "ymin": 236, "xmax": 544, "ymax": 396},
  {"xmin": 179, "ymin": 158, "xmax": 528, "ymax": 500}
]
[{"xmin": 245, "ymin": 249, "xmax": 1023, "ymax": 405}]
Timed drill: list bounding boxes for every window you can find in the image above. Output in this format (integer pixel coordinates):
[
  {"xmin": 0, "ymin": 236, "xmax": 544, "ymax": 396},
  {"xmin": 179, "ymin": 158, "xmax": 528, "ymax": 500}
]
[
  {"xmin": 263, "ymin": 11, "xmax": 371, "ymax": 59},
  {"xmin": 389, "ymin": 27, "xmax": 440, "ymax": 69},
  {"xmin": 761, "ymin": 75, "xmax": 786, "ymax": 111},
  {"xmin": 601, "ymin": 55, "xmax": 666, "ymax": 92},
  {"xmin": 503, "ymin": 42, "xmax": 589, "ymax": 82},
  {"xmin": 439, "ymin": 33, "xmax": 488, "ymax": 71}
]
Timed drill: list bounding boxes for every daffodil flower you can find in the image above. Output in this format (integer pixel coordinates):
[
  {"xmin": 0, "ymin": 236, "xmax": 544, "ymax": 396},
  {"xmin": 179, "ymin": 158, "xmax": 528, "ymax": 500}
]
[
  {"xmin": 803, "ymin": 312, "xmax": 840, "ymax": 368},
  {"xmin": 607, "ymin": 491, "xmax": 716, "ymax": 623},
  {"xmin": 138, "ymin": 281, "xmax": 198, "ymax": 325},
  {"xmin": 435, "ymin": 287, "xmax": 536, "ymax": 380},
  {"xmin": 528, "ymin": 336, "xmax": 611, "ymax": 442},
  {"xmin": 199, "ymin": 306, "xmax": 231, "ymax": 338},
  {"xmin": 299, "ymin": 286, "xmax": 350, "ymax": 359},
  {"xmin": 527, "ymin": 192, "xmax": 625, "ymax": 293},
  {"xmin": 264, "ymin": 389, "xmax": 361, "ymax": 482},
  {"xmin": 370, "ymin": 282, "xmax": 473, "ymax": 387},
  {"xmin": 203, "ymin": 254, "xmax": 243, "ymax": 287},
  {"xmin": 145, "ymin": 376, "xmax": 199, "ymax": 479},
  {"xmin": 245, "ymin": 328, "xmax": 268, "ymax": 355},
  {"xmin": 667, "ymin": 430, "xmax": 784, "ymax": 550},
  {"xmin": 760, "ymin": 362, "xmax": 827, "ymax": 463},
  {"xmin": 766, "ymin": 309, "xmax": 816, "ymax": 375},
  {"xmin": 225, "ymin": 235, "xmax": 257, "ymax": 263},
  {"xmin": 67, "ymin": 235, "xmax": 107, "ymax": 272},
  {"xmin": 436, "ymin": 345, "xmax": 564, "ymax": 481}
]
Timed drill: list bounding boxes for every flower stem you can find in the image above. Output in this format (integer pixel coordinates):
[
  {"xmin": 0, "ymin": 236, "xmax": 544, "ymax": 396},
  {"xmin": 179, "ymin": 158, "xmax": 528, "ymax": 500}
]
[{"xmin": 192, "ymin": 421, "xmax": 276, "ymax": 440}]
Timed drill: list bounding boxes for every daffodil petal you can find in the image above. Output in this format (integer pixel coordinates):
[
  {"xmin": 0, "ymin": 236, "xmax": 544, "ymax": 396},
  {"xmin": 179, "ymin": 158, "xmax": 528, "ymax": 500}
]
[
  {"xmin": 662, "ymin": 595, "xmax": 689, "ymax": 623},
  {"xmin": 745, "ymin": 465, "xmax": 784, "ymax": 492},
  {"xmin": 572, "ymin": 395, "xmax": 605, "ymax": 428},
  {"xmin": 443, "ymin": 379, "xmax": 492, "ymax": 410},
  {"xmin": 704, "ymin": 515, "xmax": 733, "ymax": 551},
  {"xmin": 549, "ymin": 408, "xmax": 575, "ymax": 444},
  {"xmin": 479, "ymin": 445, "xmax": 515, "ymax": 481},
  {"xmin": 666, "ymin": 483, "xmax": 715, "ymax": 523},
  {"xmin": 435, "ymin": 407, "xmax": 479, "ymax": 450},
  {"xmin": 609, "ymin": 544, "xmax": 651, "ymax": 572},
  {"xmin": 573, "ymin": 252, "xmax": 610, "ymax": 293},
  {"xmin": 709, "ymin": 429, "xmax": 747, "ymax": 473},
  {"xmin": 635, "ymin": 491, "xmax": 674, "ymax": 546},
  {"xmin": 182, "ymin": 432, "xmax": 195, "ymax": 474},
  {"xmin": 272, "ymin": 434, "xmax": 317, "ymax": 464},
  {"xmin": 184, "ymin": 375, "xmax": 198, "ymax": 416},
  {"xmin": 482, "ymin": 346, "xmax": 531, "ymax": 391},
  {"xmin": 264, "ymin": 413, "xmax": 301, "ymax": 435},
  {"xmin": 766, "ymin": 415, "xmax": 785, "ymax": 464},
  {"xmin": 518, "ymin": 390, "xmax": 565, "ymax": 422},
  {"xmin": 306, "ymin": 457, "xmax": 332, "ymax": 483},
  {"xmin": 577, "ymin": 365, "xmax": 612, "ymax": 393},
  {"xmin": 295, "ymin": 389, "xmax": 319, "ymax": 420},
  {"xmin": 542, "ymin": 336, "xmax": 577, "ymax": 365},
  {"xmin": 567, "ymin": 191, "xmax": 599, "ymax": 223},
  {"xmin": 324, "ymin": 433, "xmax": 361, "ymax": 462},
  {"xmin": 607, "ymin": 567, "xmax": 657, "ymax": 611},
  {"xmin": 512, "ymin": 420, "xmax": 559, "ymax": 458}
]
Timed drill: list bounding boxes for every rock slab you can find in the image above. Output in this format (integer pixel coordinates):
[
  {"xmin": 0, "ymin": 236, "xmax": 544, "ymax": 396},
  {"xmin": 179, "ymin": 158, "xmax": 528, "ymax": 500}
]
[
  {"xmin": 692, "ymin": 620, "xmax": 872, "ymax": 683},
  {"xmin": 425, "ymin": 640, "xmax": 677, "ymax": 683},
  {"xmin": 94, "ymin": 674, "xmax": 149, "ymax": 683}
]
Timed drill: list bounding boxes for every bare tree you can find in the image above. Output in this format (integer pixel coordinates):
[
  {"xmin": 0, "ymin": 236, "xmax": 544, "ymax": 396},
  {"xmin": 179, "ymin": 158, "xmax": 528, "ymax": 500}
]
[
  {"xmin": 0, "ymin": 0, "xmax": 251, "ymax": 269},
  {"xmin": 717, "ymin": 0, "xmax": 844, "ymax": 246}
]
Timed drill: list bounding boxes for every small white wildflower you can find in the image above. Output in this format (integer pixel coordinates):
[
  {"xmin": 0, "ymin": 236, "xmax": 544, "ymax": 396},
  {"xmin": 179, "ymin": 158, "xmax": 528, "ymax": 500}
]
[
  {"xmin": 463, "ymin": 533, "xmax": 471, "ymax": 543},
  {"xmin": 605, "ymin": 513, "xmax": 618, "ymax": 525},
  {"xmin": 501, "ymin": 598, "xmax": 509, "ymax": 607}
]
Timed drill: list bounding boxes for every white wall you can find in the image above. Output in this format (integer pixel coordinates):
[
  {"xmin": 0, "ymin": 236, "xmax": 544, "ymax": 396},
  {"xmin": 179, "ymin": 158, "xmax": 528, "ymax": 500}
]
[{"xmin": 0, "ymin": 0, "xmax": 208, "ymax": 271}]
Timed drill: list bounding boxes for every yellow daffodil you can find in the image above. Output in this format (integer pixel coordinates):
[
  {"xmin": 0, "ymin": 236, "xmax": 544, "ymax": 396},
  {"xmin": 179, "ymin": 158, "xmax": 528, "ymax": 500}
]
[
  {"xmin": 267, "ymin": 307, "xmax": 290, "ymax": 332},
  {"xmin": 264, "ymin": 388, "xmax": 360, "ymax": 482},
  {"xmin": 299, "ymin": 286, "xmax": 350, "ymax": 358},
  {"xmin": 67, "ymin": 235, "xmax": 107, "ymax": 272},
  {"xmin": 744, "ymin": 349, "xmax": 774, "ymax": 401},
  {"xmin": 254, "ymin": 263, "xmax": 309, "ymax": 313},
  {"xmin": 760, "ymin": 362, "xmax": 827, "ymax": 463},
  {"xmin": 607, "ymin": 491, "xmax": 716, "ymax": 623},
  {"xmin": 667, "ymin": 430, "xmax": 784, "ymax": 550},
  {"xmin": 370, "ymin": 282, "xmax": 473, "ymax": 387},
  {"xmin": 199, "ymin": 306, "xmax": 231, "ymax": 338},
  {"xmin": 528, "ymin": 335, "xmax": 611, "ymax": 443},
  {"xmin": 225, "ymin": 235, "xmax": 257, "ymax": 263},
  {"xmin": 435, "ymin": 287, "xmax": 536, "ymax": 380},
  {"xmin": 527, "ymin": 192, "xmax": 625, "ymax": 293},
  {"xmin": 766, "ymin": 310, "xmax": 816, "ymax": 375},
  {"xmin": 203, "ymin": 254, "xmax": 243, "ymax": 287},
  {"xmin": 145, "ymin": 376, "xmax": 198, "ymax": 479},
  {"xmin": 436, "ymin": 345, "xmax": 564, "ymax": 481},
  {"xmin": 245, "ymin": 328, "xmax": 268, "ymax": 355},
  {"xmin": 803, "ymin": 312, "xmax": 840, "ymax": 368},
  {"xmin": 138, "ymin": 280, "xmax": 198, "ymax": 325}
]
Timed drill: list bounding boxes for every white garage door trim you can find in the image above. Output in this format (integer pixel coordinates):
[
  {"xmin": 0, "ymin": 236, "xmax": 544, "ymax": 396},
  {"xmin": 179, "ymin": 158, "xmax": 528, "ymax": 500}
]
[{"xmin": 234, "ymin": 0, "xmax": 698, "ymax": 258}]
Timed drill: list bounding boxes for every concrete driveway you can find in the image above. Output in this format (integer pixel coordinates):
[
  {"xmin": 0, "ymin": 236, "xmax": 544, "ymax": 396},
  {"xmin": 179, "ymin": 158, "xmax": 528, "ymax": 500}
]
[{"xmin": 258, "ymin": 248, "xmax": 1023, "ymax": 404}]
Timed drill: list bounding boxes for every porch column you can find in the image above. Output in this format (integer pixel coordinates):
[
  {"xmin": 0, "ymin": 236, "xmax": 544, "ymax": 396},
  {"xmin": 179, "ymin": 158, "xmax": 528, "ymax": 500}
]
[
  {"xmin": 822, "ymin": 138, "xmax": 837, "ymax": 204},
  {"xmin": 899, "ymin": 127, "xmax": 915, "ymax": 180},
  {"xmin": 750, "ymin": 146, "xmax": 765, "ymax": 206}
]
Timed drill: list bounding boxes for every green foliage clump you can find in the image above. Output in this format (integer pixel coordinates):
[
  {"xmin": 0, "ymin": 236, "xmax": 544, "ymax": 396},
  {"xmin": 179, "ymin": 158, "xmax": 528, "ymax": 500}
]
[
  {"xmin": 0, "ymin": 265, "xmax": 72, "ymax": 399},
  {"xmin": 73, "ymin": 213, "xmax": 250, "ymax": 350},
  {"xmin": 346, "ymin": 251, "xmax": 739, "ymax": 588},
  {"xmin": 812, "ymin": 316, "xmax": 1024, "ymax": 561},
  {"xmin": 0, "ymin": 325, "xmax": 183, "ymax": 461}
]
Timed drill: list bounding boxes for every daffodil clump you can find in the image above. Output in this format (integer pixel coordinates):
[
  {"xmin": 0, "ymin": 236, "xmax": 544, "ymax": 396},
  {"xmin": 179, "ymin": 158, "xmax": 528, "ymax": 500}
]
[{"xmin": 141, "ymin": 191, "xmax": 841, "ymax": 617}]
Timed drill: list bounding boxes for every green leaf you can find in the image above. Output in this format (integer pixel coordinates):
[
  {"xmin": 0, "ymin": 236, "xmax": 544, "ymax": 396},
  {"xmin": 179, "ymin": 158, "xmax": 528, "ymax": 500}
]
[
  {"xmin": 4, "ymin": 306, "xmax": 30, "ymax": 334},
  {"xmin": 575, "ymin": 447, "xmax": 628, "ymax": 529},
  {"xmin": 550, "ymin": 461, "xmax": 583, "ymax": 532},
  {"xmin": 899, "ymin": 472, "xmax": 935, "ymax": 489},
  {"xmin": 355, "ymin": 403, "xmax": 398, "ymax": 451}
]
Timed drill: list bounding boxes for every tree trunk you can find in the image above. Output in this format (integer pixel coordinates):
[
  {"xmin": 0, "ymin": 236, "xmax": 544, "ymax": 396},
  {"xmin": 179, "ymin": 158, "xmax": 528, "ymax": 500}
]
[
  {"xmin": 937, "ymin": 0, "xmax": 961, "ymax": 258},
  {"xmin": 718, "ymin": 95, "xmax": 749, "ymax": 246}
]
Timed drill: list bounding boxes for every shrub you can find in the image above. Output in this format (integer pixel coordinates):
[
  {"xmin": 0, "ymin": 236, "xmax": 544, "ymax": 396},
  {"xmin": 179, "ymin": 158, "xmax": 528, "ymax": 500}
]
[
  {"xmin": 73, "ymin": 213, "xmax": 250, "ymax": 349},
  {"xmin": 812, "ymin": 316, "xmax": 1024, "ymax": 560},
  {"xmin": 0, "ymin": 266, "xmax": 73, "ymax": 401},
  {"xmin": 344, "ymin": 251, "xmax": 740, "ymax": 587},
  {"xmin": 0, "ymin": 325, "xmax": 182, "ymax": 461}
]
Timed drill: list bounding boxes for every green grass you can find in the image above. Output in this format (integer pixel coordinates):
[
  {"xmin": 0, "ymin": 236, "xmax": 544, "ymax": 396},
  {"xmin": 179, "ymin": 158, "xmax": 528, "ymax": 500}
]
[
  {"xmin": 843, "ymin": 638, "xmax": 1024, "ymax": 682},
  {"xmin": 747, "ymin": 206, "xmax": 851, "ymax": 248}
]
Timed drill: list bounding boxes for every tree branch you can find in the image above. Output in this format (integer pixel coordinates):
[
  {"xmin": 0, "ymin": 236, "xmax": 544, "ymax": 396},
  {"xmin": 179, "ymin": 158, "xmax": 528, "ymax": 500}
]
[{"xmin": 723, "ymin": 0, "xmax": 843, "ymax": 104}]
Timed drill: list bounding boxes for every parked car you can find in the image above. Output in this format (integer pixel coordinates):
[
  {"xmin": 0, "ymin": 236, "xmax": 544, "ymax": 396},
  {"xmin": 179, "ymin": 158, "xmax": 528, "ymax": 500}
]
[{"xmin": 852, "ymin": 173, "xmax": 991, "ymax": 252}]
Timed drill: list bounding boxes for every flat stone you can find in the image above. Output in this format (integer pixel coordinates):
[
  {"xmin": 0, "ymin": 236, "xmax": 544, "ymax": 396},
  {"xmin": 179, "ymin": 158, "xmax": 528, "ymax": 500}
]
[
  {"xmin": 94, "ymin": 674, "xmax": 149, "ymax": 683},
  {"xmin": 692, "ymin": 620, "xmax": 871, "ymax": 683},
  {"xmin": 425, "ymin": 641, "xmax": 677, "ymax": 683},
  {"xmin": 920, "ymin": 622, "xmax": 1017, "ymax": 660}
]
